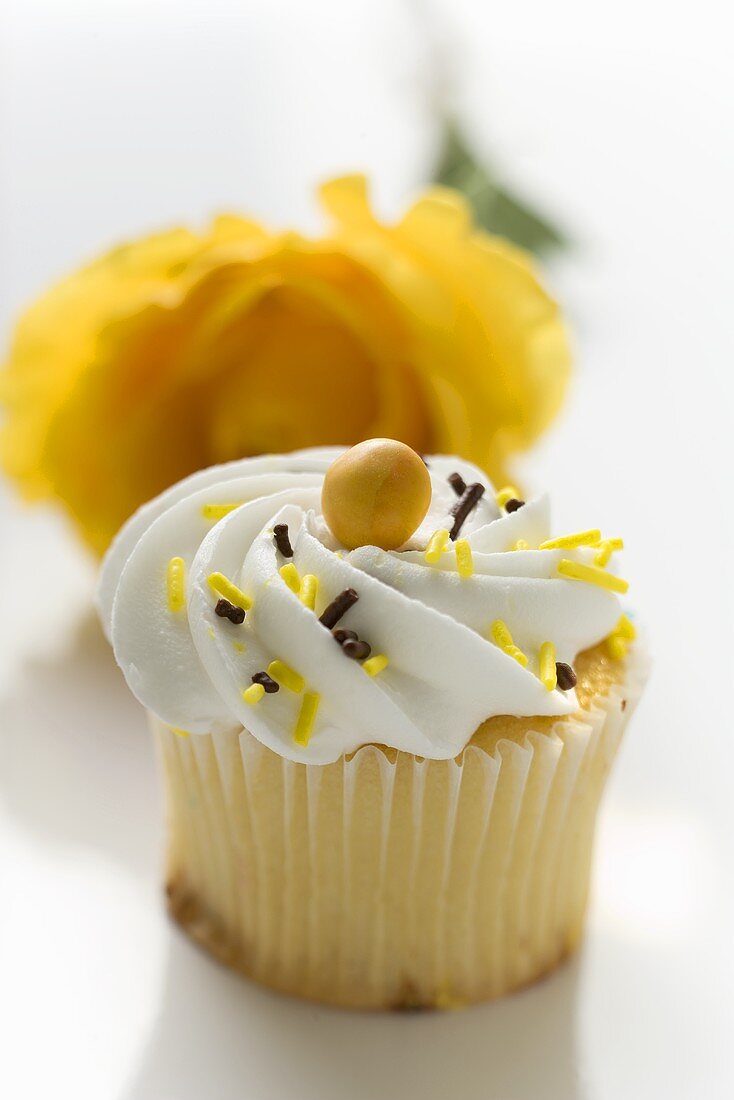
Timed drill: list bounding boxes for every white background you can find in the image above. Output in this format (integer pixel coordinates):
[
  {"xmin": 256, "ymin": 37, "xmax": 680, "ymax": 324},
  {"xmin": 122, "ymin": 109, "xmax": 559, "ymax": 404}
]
[{"xmin": 1, "ymin": 2, "xmax": 732, "ymax": 1098}]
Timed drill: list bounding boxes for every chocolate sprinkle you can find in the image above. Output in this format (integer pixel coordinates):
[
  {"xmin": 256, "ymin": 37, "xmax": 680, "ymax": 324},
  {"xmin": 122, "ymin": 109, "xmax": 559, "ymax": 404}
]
[
  {"xmin": 504, "ymin": 498, "xmax": 525, "ymax": 513},
  {"xmin": 342, "ymin": 638, "xmax": 372, "ymax": 661},
  {"xmin": 332, "ymin": 624, "xmax": 372, "ymax": 661},
  {"xmin": 449, "ymin": 482, "xmax": 485, "ymax": 540},
  {"xmin": 273, "ymin": 523, "xmax": 293, "ymax": 558},
  {"xmin": 215, "ymin": 598, "xmax": 246, "ymax": 625},
  {"xmin": 252, "ymin": 671, "xmax": 279, "ymax": 694},
  {"xmin": 319, "ymin": 588, "xmax": 359, "ymax": 630},
  {"xmin": 447, "ymin": 471, "xmax": 467, "ymax": 496},
  {"xmin": 555, "ymin": 662, "xmax": 577, "ymax": 691}
]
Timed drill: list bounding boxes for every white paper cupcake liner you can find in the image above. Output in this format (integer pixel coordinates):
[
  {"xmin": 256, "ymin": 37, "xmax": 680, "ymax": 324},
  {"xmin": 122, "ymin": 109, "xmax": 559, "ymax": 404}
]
[{"xmin": 154, "ymin": 643, "xmax": 649, "ymax": 1009}]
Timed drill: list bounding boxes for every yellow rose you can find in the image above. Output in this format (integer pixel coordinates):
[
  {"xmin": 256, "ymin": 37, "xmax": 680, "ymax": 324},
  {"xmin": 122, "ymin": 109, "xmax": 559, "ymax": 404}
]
[{"xmin": 0, "ymin": 175, "xmax": 570, "ymax": 554}]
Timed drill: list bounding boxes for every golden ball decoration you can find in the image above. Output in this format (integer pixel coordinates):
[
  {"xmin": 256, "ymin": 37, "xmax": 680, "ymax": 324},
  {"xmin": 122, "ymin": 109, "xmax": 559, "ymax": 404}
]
[{"xmin": 321, "ymin": 439, "xmax": 432, "ymax": 551}]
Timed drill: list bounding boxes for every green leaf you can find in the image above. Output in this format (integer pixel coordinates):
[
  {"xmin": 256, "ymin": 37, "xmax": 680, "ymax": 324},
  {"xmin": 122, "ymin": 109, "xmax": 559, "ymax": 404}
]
[{"xmin": 433, "ymin": 120, "xmax": 568, "ymax": 255}]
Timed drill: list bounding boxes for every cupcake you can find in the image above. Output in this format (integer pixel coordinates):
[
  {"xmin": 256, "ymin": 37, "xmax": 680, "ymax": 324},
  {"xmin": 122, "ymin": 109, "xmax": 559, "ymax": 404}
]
[{"xmin": 98, "ymin": 439, "xmax": 647, "ymax": 1009}]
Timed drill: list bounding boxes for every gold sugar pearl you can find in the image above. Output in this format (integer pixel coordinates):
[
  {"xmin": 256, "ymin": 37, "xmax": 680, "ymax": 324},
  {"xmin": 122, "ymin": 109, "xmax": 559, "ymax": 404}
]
[{"xmin": 322, "ymin": 439, "xmax": 432, "ymax": 551}]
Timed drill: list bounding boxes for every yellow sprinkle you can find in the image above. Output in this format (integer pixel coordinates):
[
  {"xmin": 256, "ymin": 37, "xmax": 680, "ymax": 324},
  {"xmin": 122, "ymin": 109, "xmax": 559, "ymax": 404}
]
[
  {"xmin": 300, "ymin": 573, "xmax": 319, "ymax": 610},
  {"xmin": 540, "ymin": 529, "xmax": 602, "ymax": 550},
  {"xmin": 513, "ymin": 539, "xmax": 529, "ymax": 551},
  {"xmin": 616, "ymin": 613, "xmax": 636, "ymax": 640},
  {"xmin": 425, "ymin": 528, "xmax": 450, "ymax": 563},
  {"xmin": 268, "ymin": 659, "xmax": 305, "ymax": 693},
  {"xmin": 605, "ymin": 612, "xmax": 635, "ymax": 659},
  {"xmin": 166, "ymin": 557, "xmax": 186, "ymax": 612},
  {"xmin": 496, "ymin": 486, "xmax": 519, "ymax": 508},
  {"xmin": 207, "ymin": 572, "xmax": 252, "ymax": 610},
  {"xmin": 594, "ymin": 541, "xmax": 612, "ymax": 566},
  {"xmin": 455, "ymin": 539, "xmax": 473, "ymax": 578},
  {"xmin": 557, "ymin": 559, "xmax": 629, "ymax": 593},
  {"xmin": 170, "ymin": 726, "xmax": 190, "ymax": 738},
  {"xmin": 293, "ymin": 692, "xmax": 320, "ymax": 746},
  {"xmin": 232, "ymin": 641, "xmax": 246, "ymax": 653},
  {"xmin": 207, "ymin": 626, "xmax": 215, "ymax": 639},
  {"xmin": 201, "ymin": 503, "xmax": 244, "ymax": 521},
  {"xmin": 490, "ymin": 620, "xmax": 529, "ymax": 666},
  {"xmin": 279, "ymin": 562, "xmax": 301, "ymax": 594},
  {"xmin": 594, "ymin": 538, "xmax": 623, "ymax": 566},
  {"xmin": 539, "ymin": 641, "xmax": 557, "ymax": 691},
  {"xmin": 242, "ymin": 683, "xmax": 265, "ymax": 705},
  {"xmin": 363, "ymin": 654, "xmax": 389, "ymax": 677}
]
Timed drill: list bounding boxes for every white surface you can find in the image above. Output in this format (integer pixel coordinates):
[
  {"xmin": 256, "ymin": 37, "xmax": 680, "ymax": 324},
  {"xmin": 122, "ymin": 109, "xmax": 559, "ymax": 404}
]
[{"xmin": 1, "ymin": 2, "xmax": 732, "ymax": 1098}]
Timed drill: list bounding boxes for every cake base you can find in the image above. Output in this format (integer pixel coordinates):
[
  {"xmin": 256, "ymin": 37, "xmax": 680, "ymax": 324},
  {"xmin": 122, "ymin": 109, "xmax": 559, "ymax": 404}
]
[
  {"xmin": 153, "ymin": 642, "xmax": 647, "ymax": 1010},
  {"xmin": 165, "ymin": 874, "xmax": 578, "ymax": 1010}
]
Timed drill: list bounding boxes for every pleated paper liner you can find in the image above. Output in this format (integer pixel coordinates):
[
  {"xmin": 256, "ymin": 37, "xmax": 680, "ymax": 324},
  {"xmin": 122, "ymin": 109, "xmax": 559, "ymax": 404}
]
[{"xmin": 155, "ymin": 642, "xmax": 648, "ymax": 1010}]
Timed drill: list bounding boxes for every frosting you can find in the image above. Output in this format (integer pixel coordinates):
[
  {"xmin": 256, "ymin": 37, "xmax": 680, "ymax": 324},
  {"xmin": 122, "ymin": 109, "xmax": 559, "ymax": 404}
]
[{"xmin": 98, "ymin": 448, "xmax": 626, "ymax": 764}]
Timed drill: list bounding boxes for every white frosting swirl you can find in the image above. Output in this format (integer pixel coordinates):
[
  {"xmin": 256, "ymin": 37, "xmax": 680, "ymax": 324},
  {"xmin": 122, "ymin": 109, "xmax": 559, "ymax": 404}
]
[{"xmin": 98, "ymin": 448, "xmax": 623, "ymax": 764}]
